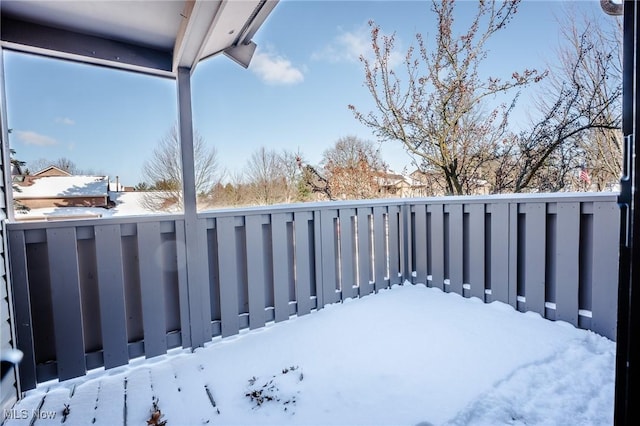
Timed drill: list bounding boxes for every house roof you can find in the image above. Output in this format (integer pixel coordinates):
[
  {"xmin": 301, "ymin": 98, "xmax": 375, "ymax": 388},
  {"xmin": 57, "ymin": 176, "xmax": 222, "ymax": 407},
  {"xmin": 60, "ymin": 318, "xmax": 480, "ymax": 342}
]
[
  {"xmin": 14, "ymin": 175, "xmax": 109, "ymax": 199},
  {"xmin": 0, "ymin": 0, "xmax": 279, "ymax": 77},
  {"xmin": 32, "ymin": 165, "xmax": 72, "ymax": 177},
  {"xmin": 375, "ymin": 170, "xmax": 410, "ymax": 186}
]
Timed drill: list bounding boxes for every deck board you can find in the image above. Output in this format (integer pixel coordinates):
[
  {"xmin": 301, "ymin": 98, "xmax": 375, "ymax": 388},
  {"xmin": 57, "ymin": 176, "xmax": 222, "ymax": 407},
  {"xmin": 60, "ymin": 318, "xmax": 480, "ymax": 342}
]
[
  {"xmin": 123, "ymin": 367, "xmax": 153, "ymax": 426},
  {"xmin": 65, "ymin": 380, "xmax": 100, "ymax": 426},
  {"xmin": 147, "ymin": 363, "xmax": 184, "ymax": 424},
  {"xmin": 169, "ymin": 356, "xmax": 220, "ymax": 424},
  {"xmin": 90, "ymin": 377, "xmax": 125, "ymax": 426},
  {"xmin": 34, "ymin": 387, "xmax": 69, "ymax": 425}
]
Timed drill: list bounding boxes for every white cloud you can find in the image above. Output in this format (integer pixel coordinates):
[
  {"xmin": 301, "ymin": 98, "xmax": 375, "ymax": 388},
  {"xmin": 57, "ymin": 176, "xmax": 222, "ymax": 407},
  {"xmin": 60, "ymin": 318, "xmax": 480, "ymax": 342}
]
[
  {"xmin": 313, "ymin": 26, "xmax": 404, "ymax": 68},
  {"xmin": 250, "ymin": 51, "xmax": 304, "ymax": 85},
  {"xmin": 15, "ymin": 130, "xmax": 58, "ymax": 146},
  {"xmin": 56, "ymin": 117, "xmax": 75, "ymax": 125},
  {"xmin": 312, "ymin": 26, "xmax": 370, "ymax": 63}
]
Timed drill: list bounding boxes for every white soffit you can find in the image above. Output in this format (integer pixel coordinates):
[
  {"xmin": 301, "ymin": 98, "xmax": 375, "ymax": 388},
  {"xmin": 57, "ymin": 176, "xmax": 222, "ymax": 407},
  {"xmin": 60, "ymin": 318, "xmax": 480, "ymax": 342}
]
[{"xmin": 0, "ymin": 0, "xmax": 278, "ymax": 77}]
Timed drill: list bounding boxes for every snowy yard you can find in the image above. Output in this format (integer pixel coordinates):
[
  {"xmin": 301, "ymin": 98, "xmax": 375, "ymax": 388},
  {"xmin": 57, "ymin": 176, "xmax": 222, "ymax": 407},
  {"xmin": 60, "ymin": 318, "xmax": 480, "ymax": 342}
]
[{"xmin": 4, "ymin": 284, "xmax": 615, "ymax": 426}]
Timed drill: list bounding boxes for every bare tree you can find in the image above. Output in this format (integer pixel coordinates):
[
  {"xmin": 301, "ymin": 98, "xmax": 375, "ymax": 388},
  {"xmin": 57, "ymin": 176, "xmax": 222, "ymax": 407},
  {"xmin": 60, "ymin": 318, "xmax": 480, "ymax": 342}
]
[
  {"xmin": 350, "ymin": 0, "xmax": 544, "ymax": 195},
  {"xmin": 297, "ymin": 157, "xmax": 333, "ymax": 201},
  {"xmin": 243, "ymin": 147, "xmax": 305, "ymax": 205},
  {"xmin": 322, "ymin": 136, "xmax": 385, "ymax": 199},
  {"xmin": 244, "ymin": 147, "xmax": 286, "ymax": 205},
  {"xmin": 572, "ymin": 13, "xmax": 622, "ymax": 190},
  {"xmin": 298, "ymin": 136, "xmax": 386, "ymax": 200},
  {"xmin": 494, "ymin": 9, "xmax": 622, "ymax": 193},
  {"xmin": 141, "ymin": 127, "xmax": 220, "ymax": 211},
  {"xmin": 27, "ymin": 157, "xmax": 106, "ymax": 176},
  {"xmin": 29, "ymin": 157, "xmax": 79, "ymax": 174},
  {"xmin": 225, "ymin": 171, "xmax": 250, "ymax": 206},
  {"xmin": 279, "ymin": 149, "xmax": 305, "ymax": 203}
]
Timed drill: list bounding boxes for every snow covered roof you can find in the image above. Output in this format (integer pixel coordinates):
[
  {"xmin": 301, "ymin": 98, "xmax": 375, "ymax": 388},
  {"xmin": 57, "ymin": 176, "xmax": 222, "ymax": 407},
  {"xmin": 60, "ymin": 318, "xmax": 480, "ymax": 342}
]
[
  {"xmin": 14, "ymin": 191, "xmax": 171, "ymax": 221},
  {"xmin": 32, "ymin": 165, "xmax": 71, "ymax": 177},
  {"xmin": 374, "ymin": 170, "xmax": 410, "ymax": 186},
  {"xmin": 108, "ymin": 181, "xmax": 126, "ymax": 192},
  {"xmin": 14, "ymin": 175, "xmax": 109, "ymax": 199}
]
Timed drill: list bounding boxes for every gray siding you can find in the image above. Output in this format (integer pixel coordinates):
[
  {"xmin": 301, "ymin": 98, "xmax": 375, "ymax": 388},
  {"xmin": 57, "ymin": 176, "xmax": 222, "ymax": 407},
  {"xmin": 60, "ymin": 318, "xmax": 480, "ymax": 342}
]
[{"xmin": 1, "ymin": 215, "xmax": 19, "ymax": 414}]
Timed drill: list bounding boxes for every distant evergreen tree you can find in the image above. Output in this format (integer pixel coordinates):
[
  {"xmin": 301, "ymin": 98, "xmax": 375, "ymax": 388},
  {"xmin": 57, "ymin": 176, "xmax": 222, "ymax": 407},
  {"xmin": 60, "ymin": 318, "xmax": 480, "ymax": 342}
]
[{"xmin": 8, "ymin": 130, "xmax": 29, "ymax": 212}]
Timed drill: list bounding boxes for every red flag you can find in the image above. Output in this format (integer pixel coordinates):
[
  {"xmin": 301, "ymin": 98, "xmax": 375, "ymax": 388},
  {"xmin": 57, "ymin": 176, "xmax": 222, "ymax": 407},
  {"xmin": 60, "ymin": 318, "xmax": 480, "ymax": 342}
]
[{"xmin": 580, "ymin": 166, "xmax": 591, "ymax": 185}]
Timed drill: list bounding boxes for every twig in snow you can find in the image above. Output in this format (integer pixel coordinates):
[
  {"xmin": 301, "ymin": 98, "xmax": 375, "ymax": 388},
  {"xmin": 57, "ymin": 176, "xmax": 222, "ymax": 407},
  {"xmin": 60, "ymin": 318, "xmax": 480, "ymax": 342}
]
[
  {"xmin": 147, "ymin": 397, "xmax": 167, "ymax": 426},
  {"xmin": 123, "ymin": 378, "xmax": 128, "ymax": 426},
  {"xmin": 204, "ymin": 385, "xmax": 220, "ymax": 414},
  {"xmin": 61, "ymin": 404, "xmax": 70, "ymax": 423}
]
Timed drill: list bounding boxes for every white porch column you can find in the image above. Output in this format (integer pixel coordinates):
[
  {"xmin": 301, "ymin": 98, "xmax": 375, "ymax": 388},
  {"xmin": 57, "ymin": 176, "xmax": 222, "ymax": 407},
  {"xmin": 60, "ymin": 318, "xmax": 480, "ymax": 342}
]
[{"xmin": 0, "ymin": 48, "xmax": 14, "ymax": 222}]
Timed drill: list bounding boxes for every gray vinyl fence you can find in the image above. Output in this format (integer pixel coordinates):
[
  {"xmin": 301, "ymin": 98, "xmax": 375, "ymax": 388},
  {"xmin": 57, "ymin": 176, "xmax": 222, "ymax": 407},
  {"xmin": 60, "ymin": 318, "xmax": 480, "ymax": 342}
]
[{"xmin": 5, "ymin": 192, "xmax": 620, "ymax": 391}]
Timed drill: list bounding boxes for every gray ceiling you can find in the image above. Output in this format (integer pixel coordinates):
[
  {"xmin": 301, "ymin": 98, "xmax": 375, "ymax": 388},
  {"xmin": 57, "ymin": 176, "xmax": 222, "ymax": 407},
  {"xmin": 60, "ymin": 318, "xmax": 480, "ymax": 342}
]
[{"xmin": 0, "ymin": 0, "xmax": 279, "ymax": 77}]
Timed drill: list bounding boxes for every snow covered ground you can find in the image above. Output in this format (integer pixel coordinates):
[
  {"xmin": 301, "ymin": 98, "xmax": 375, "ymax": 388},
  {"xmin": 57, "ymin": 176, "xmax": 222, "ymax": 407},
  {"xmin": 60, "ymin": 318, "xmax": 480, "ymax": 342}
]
[{"xmin": 4, "ymin": 284, "xmax": 615, "ymax": 425}]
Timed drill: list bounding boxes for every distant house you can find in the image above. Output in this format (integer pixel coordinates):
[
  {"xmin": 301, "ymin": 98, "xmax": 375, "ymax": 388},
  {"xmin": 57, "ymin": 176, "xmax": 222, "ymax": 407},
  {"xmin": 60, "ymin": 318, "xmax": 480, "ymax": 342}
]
[
  {"xmin": 14, "ymin": 175, "xmax": 110, "ymax": 209},
  {"xmin": 109, "ymin": 180, "xmax": 125, "ymax": 193},
  {"xmin": 108, "ymin": 180, "xmax": 135, "ymax": 193},
  {"xmin": 32, "ymin": 165, "xmax": 72, "ymax": 177},
  {"xmin": 408, "ymin": 169, "xmax": 491, "ymax": 196},
  {"xmin": 409, "ymin": 169, "xmax": 447, "ymax": 197},
  {"xmin": 376, "ymin": 171, "xmax": 414, "ymax": 198}
]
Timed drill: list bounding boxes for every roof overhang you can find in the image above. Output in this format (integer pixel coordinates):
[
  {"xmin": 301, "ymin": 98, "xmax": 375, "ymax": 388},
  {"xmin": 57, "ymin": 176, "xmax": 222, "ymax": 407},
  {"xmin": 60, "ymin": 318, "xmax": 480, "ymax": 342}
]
[{"xmin": 0, "ymin": 0, "xmax": 278, "ymax": 78}]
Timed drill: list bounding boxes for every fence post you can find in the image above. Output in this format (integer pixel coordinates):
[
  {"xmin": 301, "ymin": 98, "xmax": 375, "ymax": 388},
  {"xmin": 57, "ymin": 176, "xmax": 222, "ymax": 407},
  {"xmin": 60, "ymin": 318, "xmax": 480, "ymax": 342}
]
[
  {"xmin": 176, "ymin": 68, "xmax": 211, "ymax": 348},
  {"xmin": 591, "ymin": 201, "xmax": 620, "ymax": 340}
]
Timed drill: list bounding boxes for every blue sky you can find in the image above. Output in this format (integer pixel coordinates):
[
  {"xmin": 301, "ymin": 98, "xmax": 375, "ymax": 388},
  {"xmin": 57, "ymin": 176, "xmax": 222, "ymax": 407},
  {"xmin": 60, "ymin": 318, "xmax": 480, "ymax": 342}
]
[{"xmin": 3, "ymin": 0, "xmax": 610, "ymax": 186}]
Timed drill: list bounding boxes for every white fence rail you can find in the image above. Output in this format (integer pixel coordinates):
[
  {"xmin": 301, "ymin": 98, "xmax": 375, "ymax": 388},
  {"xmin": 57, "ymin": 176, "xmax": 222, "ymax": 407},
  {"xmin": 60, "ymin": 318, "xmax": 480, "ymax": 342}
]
[{"xmin": 6, "ymin": 193, "xmax": 619, "ymax": 390}]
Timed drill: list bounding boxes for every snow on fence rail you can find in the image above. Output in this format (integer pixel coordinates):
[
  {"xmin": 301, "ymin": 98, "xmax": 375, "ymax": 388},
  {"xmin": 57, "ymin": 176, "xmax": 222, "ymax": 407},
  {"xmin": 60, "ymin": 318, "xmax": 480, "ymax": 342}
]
[{"xmin": 5, "ymin": 192, "xmax": 619, "ymax": 390}]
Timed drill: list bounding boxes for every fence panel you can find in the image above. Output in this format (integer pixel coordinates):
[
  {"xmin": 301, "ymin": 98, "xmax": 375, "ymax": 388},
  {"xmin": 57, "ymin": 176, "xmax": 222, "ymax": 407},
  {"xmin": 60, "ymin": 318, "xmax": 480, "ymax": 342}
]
[
  {"xmin": 246, "ymin": 215, "xmax": 267, "ymax": 330},
  {"xmin": 448, "ymin": 204, "xmax": 464, "ymax": 294},
  {"xmin": 216, "ymin": 216, "xmax": 240, "ymax": 337},
  {"xmin": 320, "ymin": 210, "xmax": 339, "ymax": 305},
  {"xmin": 338, "ymin": 208, "xmax": 357, "ymax": 298},
  {"xmin": 468, "ymin": 203, "xmax": 485, "ymax": 300},
  {"xmin": 405, "ymin": 194, "xmax": 618, "ymax": 340},
  {"xmin": 271, "ymin": 213, "xmax": 291, "ymax": 323},
  {"xmin": 175, "ymin": 221, "xmax": 191, "ymax": 348},
  {"xmin": 7, "ymin": 230, "xmax": 36, "ymax": 390},
  {"xmin": 524, "ymin": 203, "xmax": 546, "ymax": 316},
  {"xmin": 6, "ymin": 194, "xmax": 620, "ymax": 390},
  {"xmin": 555, "ymin": 203, "xmax": 580, "ymax": 326},
  {"xmin": 429, "ymin": 204, "xmax": 445, "ymax": 290},
  {"xmin": 137, "ymin": 222, "xmax": 167, "ymax": 358},
  {"xmin": 373, "ymin": 207, "xmax": 386, "ymax": 291},
  {"xmin": 489, "ymin": 203, "xmax": 509, "ymax": 304},
  {"xmin": 94, "ymin": 224, "xmax": 128, "ymax": 368},
  {"xmin": 294, "ymin": 211, "xmax": 313, "ymax": 314},
  {"xmin": 591, "ymin": 201, "xmax": 620, "ymax": 338},
  {"xmin": 388, "ymin": 206, "xmax": 401, "ymax": 285},
  {"xmin": 356, "ymin": 208, "xmax": 373, "ymax": 296},
  {"xmin": 413, "ymin": 205, "xmax": 428, "ymax": 284},
  {"xmin": 46, "ymin": 227, "xmax": 86, "ymax": 380},
  {"xmin": 8, "ymin": 216, "xmax": 185, "ymax": 387}
]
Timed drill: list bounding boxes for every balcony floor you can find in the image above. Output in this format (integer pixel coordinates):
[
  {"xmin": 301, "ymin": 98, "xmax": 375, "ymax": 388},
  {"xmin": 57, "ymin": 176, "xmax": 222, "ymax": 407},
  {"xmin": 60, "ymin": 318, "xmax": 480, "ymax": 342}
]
[{"xmin": 4, "ymin": 284, "xmax": 615, "ymax": 426}]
